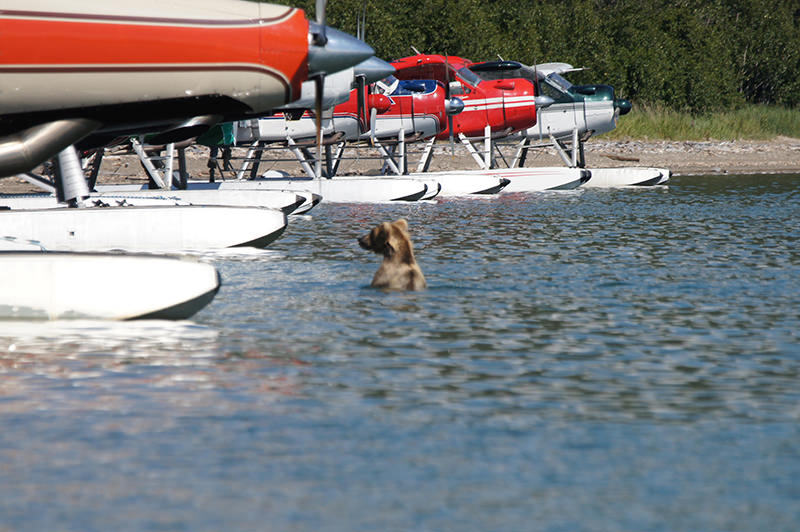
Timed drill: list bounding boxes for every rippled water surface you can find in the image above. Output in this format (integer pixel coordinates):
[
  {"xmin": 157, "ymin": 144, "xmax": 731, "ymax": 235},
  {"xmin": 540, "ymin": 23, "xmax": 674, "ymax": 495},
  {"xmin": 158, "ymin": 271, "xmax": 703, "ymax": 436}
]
[{"xmin": 1, "ymin": 174, "xmax": 799, "ymax": 530}]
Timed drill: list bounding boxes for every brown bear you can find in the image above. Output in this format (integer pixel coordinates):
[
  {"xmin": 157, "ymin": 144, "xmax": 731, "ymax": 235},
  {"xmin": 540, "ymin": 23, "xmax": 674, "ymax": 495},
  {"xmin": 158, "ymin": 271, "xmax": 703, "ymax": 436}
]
[{"xmin": 357, "ymin": 218, "xmax": 426, "ymax": 291}]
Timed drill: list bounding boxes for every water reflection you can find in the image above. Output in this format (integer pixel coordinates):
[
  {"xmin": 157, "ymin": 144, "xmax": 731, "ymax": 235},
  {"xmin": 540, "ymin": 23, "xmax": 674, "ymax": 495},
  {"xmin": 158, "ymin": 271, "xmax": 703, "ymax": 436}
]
[
  {"xmin": 0, "ymin": 320, "xmax": 308, "ymax": 417},
  {"xmin": 0, "ymin": 319, "xmax": 219, "ymax": 356}
]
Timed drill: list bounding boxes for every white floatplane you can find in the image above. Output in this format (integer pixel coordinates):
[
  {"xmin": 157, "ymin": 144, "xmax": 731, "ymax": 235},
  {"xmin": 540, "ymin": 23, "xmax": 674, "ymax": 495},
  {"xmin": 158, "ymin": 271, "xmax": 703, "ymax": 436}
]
[
  {"xmin": 0, "ymin": 0, "xmax": 376, "ymax": 319},
  {"xmin": 215, "ymin": 72, "xmax": 509, "ymax": 198}
]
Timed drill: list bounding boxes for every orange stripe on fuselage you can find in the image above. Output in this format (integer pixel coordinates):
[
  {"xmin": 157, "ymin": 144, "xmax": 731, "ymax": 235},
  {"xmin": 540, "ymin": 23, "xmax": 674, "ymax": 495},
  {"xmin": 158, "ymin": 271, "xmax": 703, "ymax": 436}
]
[{"xmin": 0, "ymin": 8, "xmax": 309, "ymax": 100}]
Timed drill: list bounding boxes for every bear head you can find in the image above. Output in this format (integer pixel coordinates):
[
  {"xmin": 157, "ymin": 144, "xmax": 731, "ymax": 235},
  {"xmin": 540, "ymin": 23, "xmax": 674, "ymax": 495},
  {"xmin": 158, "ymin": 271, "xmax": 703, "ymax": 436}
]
[{"xmin": 358, "ymin": 218, "xmax": 412, "ymax": 259}]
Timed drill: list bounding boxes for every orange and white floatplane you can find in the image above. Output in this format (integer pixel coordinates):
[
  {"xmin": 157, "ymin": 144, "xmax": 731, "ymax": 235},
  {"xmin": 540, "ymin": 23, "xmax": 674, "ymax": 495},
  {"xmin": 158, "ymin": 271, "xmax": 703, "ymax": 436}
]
[
  {"xmin": 390, "ymin": 55, "xmax": 670, "ymax": 189},
  {"xmin": 389, "ymin": 53, "xmax": 589, "ymax": 193},
  {"xmin": 0, "ymin": 0, "xmax": 375, "ymax": 319}
]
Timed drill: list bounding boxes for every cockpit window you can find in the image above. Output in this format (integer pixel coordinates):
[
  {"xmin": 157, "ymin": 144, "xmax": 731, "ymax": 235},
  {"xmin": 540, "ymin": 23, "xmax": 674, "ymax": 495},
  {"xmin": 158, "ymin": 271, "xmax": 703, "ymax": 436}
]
[
  {"xmin": 517, "ymin": 66, "xmax": 538, "ymax": 83},
  {"xmin": 541, "ymin": 77, "xmax": 575, "ymax": 103},
  {"xmin": 547, "ymin": 73, "xmax": 573, "ymax": 91},
  {"xmin": 456, "ymin": 67, "xmax": 482, "ymax": 87},
  {"xmin": 375, "ymin": 75, "xmax": 400, "ymax": 95},
  {"xmin": 393, "ymin": 79, "xmax": 437, "ymax": 95},
  {"xmin": 471, "ymin": 68, "xmax": 518, "ymax": 81}
]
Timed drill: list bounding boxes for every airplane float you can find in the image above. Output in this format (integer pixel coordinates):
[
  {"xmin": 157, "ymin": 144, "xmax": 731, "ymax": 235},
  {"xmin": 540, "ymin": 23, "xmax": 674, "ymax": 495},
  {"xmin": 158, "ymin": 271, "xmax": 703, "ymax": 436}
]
[{"xmin": 0, "ymin": 0, "xmax": 375, "ymax": 319}]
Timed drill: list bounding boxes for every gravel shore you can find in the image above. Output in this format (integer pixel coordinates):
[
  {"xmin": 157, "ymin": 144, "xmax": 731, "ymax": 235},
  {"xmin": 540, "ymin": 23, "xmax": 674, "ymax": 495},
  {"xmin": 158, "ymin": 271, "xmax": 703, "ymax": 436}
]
[{"xmin": 2, "ymin": 137, "xmax": 799, "ymax": 194}]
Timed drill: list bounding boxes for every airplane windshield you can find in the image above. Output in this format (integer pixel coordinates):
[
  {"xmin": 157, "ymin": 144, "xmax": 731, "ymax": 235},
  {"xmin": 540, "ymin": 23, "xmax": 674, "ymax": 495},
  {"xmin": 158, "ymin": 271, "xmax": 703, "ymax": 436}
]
[
  {"xmin": 393, "ymin": 79, "xmax": 437, "ymax": 95},
  {"xmin": 470, "ymin": 64, "xmax": 539, "ymax": 84},
  {"xmin": 541, "ymin": 76, "xmax": 575, "ymax": 103},
  {"xmin": 547, "ymin": 73, "xmax": 573, "ymax": 91},
  {"xmin": 375, "ymin": 75, "xmax": 400, "ymax": 95},
  {"xmin": 457, "ymin": 67, "xmax": 482, "ymax": 87}
]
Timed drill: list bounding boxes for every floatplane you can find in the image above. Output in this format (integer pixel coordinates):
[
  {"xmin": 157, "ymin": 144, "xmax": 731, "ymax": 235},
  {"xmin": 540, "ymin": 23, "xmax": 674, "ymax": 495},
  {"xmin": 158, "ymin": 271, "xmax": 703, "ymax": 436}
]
[
  {"xmin": 0, "ymin": 0, "xmax": 374, "ymax": 319},
  {"xmin": 389, "ymin": 53, "xmax": 591, "ymax": 192},
  {"xmin": 111, "ymin": 56, "xmax": 449, "ymax": 204},
  {"xmin": 183, "ymin": 61, "xmax": 452, "ymax": 202},
  {"xmin": 229, "ymin": 69, "xmax": 518, "ymax": 197},
  {"xmin": 443, "ymin": 59, "xmax": 671, "ymax": 187}
]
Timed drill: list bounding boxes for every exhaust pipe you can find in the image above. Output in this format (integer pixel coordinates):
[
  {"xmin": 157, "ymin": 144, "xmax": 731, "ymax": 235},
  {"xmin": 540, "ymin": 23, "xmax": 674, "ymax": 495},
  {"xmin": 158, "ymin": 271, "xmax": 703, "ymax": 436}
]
[{"xmin": 0, "ymin": 119, "xmax": 100, "ymax": 178}]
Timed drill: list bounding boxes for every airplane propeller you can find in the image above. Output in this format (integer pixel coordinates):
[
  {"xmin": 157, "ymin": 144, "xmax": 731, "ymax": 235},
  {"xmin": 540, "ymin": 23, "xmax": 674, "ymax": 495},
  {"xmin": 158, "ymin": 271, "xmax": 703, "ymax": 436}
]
[
  {"xmin": 312, "ymin": 0, "xmax": 327, "ymax": 46},
  {"xmin": 314, "ymin": 74, "xmax": 324, "ymax": 178},
  {"xmin": 369, "ymin": 106, "xmax": 377, "ymax": 145},
  {"xmin": 307, "ymin": 0, "xmax": 375, "ymax": 177},
  {"xmin": 444, "ymin": 54, "xmax": 455, "ymax": 156},
  {"xmin": 357, "ymin": 0, "xmax": 367, "ymax": 42},
  {"xmin": 313, "ymin": 0, "xmax": 327, "ymax": 178},
  {"xmin": 533, "ymin": 61, "xmax": 541, "ymax": 131}
]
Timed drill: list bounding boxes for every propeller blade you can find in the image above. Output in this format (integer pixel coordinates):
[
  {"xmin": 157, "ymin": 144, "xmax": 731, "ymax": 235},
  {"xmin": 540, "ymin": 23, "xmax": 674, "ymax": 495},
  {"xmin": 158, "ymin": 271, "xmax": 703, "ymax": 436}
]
[
  {"xmin": 315, "ymin": 0, "xmax": 327, "ymax": 45},
  {"xmin": 444, "ymin": 95, "xmax": 463, "ymax": 153},
  {"xmin": 449, "ymin": 115, "xmax": 455, "ymax": 157},
  {"xmin": 444, "ymin": 54, "xmax": 451, "ymax": 99},
  {"xmin": 369, "ymin": 107, "xmax": 377, "ymax": 145},
  {"xmin": 358, "ymin": 0, "xmax": 367, "ymax": 41},
  {"xmin": 445, "ymin": 54, "xmax": 454, "ymax": 156},
  {"xmin": 314, "ymin": 74, "xmax": 324, "ymax": 177},
  {"xmin": 355, "ymin": 75, "xmax": 367, "ymax": 131}
]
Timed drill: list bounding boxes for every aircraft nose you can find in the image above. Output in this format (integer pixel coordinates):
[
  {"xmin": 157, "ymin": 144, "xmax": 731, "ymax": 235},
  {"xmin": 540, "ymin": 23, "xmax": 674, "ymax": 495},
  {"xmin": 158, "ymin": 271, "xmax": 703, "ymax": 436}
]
[
  {"xmin": 308, "ymin": 24, "xmax": 375, "ymax": 76},
  {"xmin": 353, "ymin": 57, "xmax": 396, "ymax": 84},
  {"xmin": 615, "ymin": 98, "xmax": 632, "ymax": 115}
]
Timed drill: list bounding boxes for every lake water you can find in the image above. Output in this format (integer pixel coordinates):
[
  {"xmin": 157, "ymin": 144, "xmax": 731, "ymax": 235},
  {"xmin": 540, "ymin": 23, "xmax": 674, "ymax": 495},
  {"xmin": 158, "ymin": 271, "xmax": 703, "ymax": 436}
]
[{"xmin": 1, "ymin": 173, "xmax": 798, "ymax": 531}]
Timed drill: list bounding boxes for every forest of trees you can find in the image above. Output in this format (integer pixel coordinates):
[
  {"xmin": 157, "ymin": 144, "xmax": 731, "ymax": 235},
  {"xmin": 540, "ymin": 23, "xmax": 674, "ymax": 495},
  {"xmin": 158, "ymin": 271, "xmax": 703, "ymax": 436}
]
[{"xmin": 276, "ymin": 0, "xmax": 800, "ymax": 113}]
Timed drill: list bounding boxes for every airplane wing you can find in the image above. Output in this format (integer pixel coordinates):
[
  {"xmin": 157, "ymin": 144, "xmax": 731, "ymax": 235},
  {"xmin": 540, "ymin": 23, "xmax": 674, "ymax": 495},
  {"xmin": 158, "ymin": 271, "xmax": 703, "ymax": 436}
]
[{"xmin": 534, "ymin": 63, "xmax": 584, "ymax": 78}]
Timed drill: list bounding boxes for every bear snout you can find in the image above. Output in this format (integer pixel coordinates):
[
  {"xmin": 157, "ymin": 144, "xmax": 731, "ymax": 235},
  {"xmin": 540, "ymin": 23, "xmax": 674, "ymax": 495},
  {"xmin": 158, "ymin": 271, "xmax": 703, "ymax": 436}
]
[{"xmin": 358, "ymin": 234, "xmax": 372, "ymax": 250}]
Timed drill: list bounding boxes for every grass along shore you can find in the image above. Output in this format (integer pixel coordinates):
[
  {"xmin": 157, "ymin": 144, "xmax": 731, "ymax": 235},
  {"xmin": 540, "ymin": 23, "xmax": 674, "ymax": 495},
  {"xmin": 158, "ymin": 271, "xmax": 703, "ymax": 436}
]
[{"xmin": 605, "ymin": 104, "xmax": 800, "ymax": 141}]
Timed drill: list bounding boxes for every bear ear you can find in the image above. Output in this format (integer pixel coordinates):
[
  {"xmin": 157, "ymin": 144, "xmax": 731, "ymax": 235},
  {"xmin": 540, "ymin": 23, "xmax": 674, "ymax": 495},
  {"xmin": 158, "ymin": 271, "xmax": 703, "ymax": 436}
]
[
  {"xmin": 379, "ymin": 222, "xmax": 393, "ymax": 235},
  {"xmin": 393, "ymin": 218, "xmax": 409, "ymax": 232}
]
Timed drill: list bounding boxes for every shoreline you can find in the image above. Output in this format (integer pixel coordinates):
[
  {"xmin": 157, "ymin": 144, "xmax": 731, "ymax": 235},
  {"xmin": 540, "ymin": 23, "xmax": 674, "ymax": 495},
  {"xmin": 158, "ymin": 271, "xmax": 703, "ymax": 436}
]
[
  {"xmin": 2, "ymin": 137, "xmax": 798, "ymax": 194},
  {"xmin": 581, "ymin": 137, "xmax": 800, "ymax": 176}
]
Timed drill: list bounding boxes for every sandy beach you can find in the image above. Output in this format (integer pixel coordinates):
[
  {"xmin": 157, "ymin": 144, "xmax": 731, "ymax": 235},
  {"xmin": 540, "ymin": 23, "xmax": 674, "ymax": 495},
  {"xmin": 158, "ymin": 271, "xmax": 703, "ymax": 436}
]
[{"xmin": 2, "ymin": 137, "xmax": 799, "ymax": 194}]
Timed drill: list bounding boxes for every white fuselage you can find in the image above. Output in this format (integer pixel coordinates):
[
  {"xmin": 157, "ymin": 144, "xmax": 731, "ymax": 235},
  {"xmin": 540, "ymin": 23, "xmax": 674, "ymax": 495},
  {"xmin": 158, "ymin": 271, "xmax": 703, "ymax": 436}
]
[
  {"xmin": 525, "ymin": 99, "xmax": 616, "ymax": 140},
  {"xmin": 242, "ymin": 113, "xmax": 440, "ymax": 143}
]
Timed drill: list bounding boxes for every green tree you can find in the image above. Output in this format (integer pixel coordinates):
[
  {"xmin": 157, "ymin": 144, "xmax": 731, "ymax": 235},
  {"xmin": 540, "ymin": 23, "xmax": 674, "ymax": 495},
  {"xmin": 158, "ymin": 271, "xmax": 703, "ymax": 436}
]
[{"xmin": 267, "ymin": 0, "xmax": 800, "ymax": 111}]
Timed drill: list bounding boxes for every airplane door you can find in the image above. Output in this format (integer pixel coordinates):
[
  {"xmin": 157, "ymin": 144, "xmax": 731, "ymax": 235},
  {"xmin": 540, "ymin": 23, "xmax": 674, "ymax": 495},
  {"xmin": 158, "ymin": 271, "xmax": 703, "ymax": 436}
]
[
  {"xmin": 535, "ymin": 100, "xmax": 578, "ymax": 139},
  {"xmin": 536, "ymin": 79, "xmax": 579, "ymax": 139},
  {"xmin": 487, "ymin": 94, "xmax": 503, "ymax": 134},
  {"xmin": 453, "ymin": 82, "xmax": 489, "ymax": 137},
  {"xmin": 491, "ymin": 80, "xmax": 515, "ymax": 134}
]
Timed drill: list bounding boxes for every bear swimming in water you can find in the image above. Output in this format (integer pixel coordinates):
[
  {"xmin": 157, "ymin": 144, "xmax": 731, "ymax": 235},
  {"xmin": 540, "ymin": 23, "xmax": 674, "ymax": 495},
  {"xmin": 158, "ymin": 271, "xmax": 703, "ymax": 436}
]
[{"xmin": 358, "ymin": 218, "xmax": 426, "ymax": 291}]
